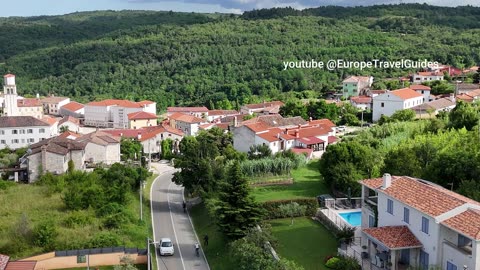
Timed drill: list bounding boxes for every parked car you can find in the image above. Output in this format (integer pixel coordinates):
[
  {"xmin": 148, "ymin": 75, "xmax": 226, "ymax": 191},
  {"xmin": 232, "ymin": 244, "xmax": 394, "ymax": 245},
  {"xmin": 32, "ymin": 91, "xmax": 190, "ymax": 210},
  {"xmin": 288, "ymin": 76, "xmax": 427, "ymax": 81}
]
[
  {"xmin": 336, "ymin": 126, "xmax": 346, "ymax": 132},
  {"xmin": 159, "ymin": 238, "xmax": 175, "ymax": 256}
]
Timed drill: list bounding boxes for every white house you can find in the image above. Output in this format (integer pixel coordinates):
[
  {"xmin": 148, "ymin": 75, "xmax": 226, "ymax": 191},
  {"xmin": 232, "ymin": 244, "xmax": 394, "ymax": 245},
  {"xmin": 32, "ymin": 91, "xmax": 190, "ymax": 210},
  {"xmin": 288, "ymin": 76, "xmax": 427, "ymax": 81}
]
[
  {"xmin": 409, "ymin": 84, "xmax": 432, "ymax": 103},
  {"xmin": 58, "ymin": 116, "xmax": 80, "ymax": 133},
  {"xmin": 26, "ymin": 137, "xmax": 86, "ymax": 182},
  {"xmin": 412, "ymin": 71, "xmax": 444, "ymax": 83},
  {"xmin": 372, "ymin": 88, "xmax": 424, "ymax": 122},
  {"xmin": 76, "ymin": 131, "xmax": 120, "ymax": 165},
  {"xmin": 168, "ymin": 112, "xmax": 208, "ymax": 136},
  {"xmin": 240, "ymin": 101, "xmax": 284, "ymax": 115},
  {"xmin": 84, "ymin": 99, "xmax": 156, "ymax": 128},
  {"xmin": 361, "ymin": 174, "xmax": 480, "ymax": 270},
  {"xmin": 166, "ymin": 106, "xmax": 209, "ymax": 118},
  {"xmin": 0, "ymin": 116, "xmax": 58, "ymax": 150},
  {"xmin": 59, "ymin": 101, "xmax": 85, "ymax": 118},
  {"xmin": 350, "ymin": 96, "xmax": 372, "ymax": 111},
  {"xmin": 40, "ymin": 96, "xmax": 70, "ymax": 116}
]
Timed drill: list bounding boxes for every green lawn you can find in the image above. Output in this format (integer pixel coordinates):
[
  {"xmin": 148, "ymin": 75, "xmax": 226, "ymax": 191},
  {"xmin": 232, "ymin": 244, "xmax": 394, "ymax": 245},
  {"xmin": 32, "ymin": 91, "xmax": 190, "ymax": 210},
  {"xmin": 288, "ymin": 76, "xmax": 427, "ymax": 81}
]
[
  {"xmin": 251, "ymin": 160, "xmax": 328, "ymax": 202},
  {"xmin": 270, "ymin": 217, "xmax": 338, "ymax": 270},
  {"xmin": 189, "ymin": 203, "xmax": 236, "ymax": 270}
]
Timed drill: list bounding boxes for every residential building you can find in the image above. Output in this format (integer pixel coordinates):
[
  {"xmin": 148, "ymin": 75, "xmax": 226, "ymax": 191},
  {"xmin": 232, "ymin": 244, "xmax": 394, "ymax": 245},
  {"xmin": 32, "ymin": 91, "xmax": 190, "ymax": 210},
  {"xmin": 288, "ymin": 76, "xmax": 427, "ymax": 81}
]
[
  {"xmin": 412, "ymin": 97, "xmax": 456, "ymax": 118},
  {"xmin": 76, "ymin": 131, "xmax": 121, "ymax": 165},
  {"xmin": 409, "ymin": 84, "xmax": 432, "ymax": 103},
  {"xmin": 168, "ymin": 112, "xmax": 208, "ymax": 136},
  {"xmin": 240, "ymin": 101, "xmax": 284, "ymax": 115},
  {"xmin": 372, "ymin": 88, "xmax": 424, "ymax": 122},
  {"xmin": 0, "ymin": 116, "xmax": 58, "ymax": 150},
  {"xmin": 350, "ymin": 96, "xmax": 372, "ymax": 111},
  {"xmin": 166, "ymin": 106, "xmax": 209, "ymax": 118},
  {"xmin": 342, "ymin": 76, "xmax": 373, "ymax": 98},
  {"xmin": 455, "ymin": 83, "xmax": 480, "ymax": 95},
  {"xmin": 16, "ymin": 98, "xmax": 43, "ymax": 118},
  {"xmin": 361, "ymin": 174, "xmax": 480, "ymax": 270},
  {"xmin": 128, "ymin": 111, "xmax": 157, "ymax": 129},
  {"xmin": 412, "ymin": 71, "xmax": 444, "ymax": 83},
  {"xmin": 206, "ymin": 109, "xmax": 239, "ymax": 122},
  {"xmin": 26, "ymin": 137, "xmax": 87, "ymax": 182},
  {"xmin": 59, "ymin": 101, "xmax": 85, "ymax": 118},
  {"xmin": 84, "ymin": 99, "xmax": 156, "ymax": 128},
  {"xmin": 58, "ymin": 116, "xmax": 80, "ymax": 133},
  {"xmin": 456, "ymin": 89, "xmax": 480, "ymax": 103},
  {"xmin": 1, "ymin": 74, "xmax": 43, "ymax": 118},
  {"xmin": 40, "ymin": 96, "xmax": 70, "ymax": 115}
]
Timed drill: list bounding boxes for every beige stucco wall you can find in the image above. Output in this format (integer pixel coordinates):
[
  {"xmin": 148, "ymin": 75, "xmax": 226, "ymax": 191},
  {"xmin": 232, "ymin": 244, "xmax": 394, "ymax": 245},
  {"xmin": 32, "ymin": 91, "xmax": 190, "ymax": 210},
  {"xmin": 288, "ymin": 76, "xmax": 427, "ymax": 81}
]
[
  {"xmin": 23, "ymin": 252, "xmax": 146, "ymax": 270},
  {"xmin": 45, "ymin": 152, "xmax": 68, "ymax": 175},
  {"xmin": 105, "ymin": 143, "xmax": 120, "ymax": 164},
  {"xmin": 129, "ymin": 119, "xmax": 155, "ymax": 129},
  {"xmin": 27, "ymin": 152, "xmax": 42, "ymax": 183},
  {"xmin": 85, "ymin": 143, "xmax": 107, "ymax": 164}
]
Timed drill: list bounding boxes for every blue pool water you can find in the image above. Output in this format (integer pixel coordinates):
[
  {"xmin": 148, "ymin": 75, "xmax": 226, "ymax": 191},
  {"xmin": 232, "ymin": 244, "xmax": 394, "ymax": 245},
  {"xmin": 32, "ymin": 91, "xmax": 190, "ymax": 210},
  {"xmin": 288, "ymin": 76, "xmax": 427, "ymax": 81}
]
[{"xmin": 339, "ymin": 211, "xmax": 362, "ymax": 226}]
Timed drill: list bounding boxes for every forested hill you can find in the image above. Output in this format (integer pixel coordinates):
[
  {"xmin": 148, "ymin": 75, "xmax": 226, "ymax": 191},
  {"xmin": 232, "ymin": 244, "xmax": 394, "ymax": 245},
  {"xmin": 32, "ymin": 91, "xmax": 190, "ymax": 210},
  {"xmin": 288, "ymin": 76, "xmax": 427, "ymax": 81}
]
[{"xmin": 0, "ymin": 5, "xmax": 479, "ymax": 111}]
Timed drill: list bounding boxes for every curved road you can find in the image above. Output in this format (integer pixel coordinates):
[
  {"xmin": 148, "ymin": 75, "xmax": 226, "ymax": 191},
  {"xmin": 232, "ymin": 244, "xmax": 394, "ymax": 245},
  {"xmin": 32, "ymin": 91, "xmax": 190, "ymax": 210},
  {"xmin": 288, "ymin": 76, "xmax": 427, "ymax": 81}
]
[{"xmin": 150, "ymin": 162, "xmax": 210, "ymax": 270}]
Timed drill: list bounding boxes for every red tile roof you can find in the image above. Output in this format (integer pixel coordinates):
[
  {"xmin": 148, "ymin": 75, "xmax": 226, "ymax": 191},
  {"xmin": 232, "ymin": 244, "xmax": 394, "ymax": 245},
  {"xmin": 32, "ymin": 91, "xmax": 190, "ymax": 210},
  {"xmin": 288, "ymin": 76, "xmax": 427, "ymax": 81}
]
[
  {"xmin": 127, "ymin": 111, "xmax": 157, "ymax": 120},
  {"xmin": 343, "ymin": 76, "xmax": 371, "ymax": 83},
  {"xmin": 363, "ymin": 226, "xmax": 422, "ymax": 250},
  {"xmin": 390, "ymin": 88, "xmax": 423, "ymax": 100},
  {"xmin": 58, "ymin": 131, "xmax": 82, "ymax": 139},
  {"xmin": 41, "ymin": 116, "xmax": 58, "ymax": 126},
  {"xmin": 443, "ymin": 209, "xmax": 480, "ymax": 240},
  {"xmin": 59, "ymin": 116, "xmax": 79, "ymax": 126},
  {"xmin": 169, "ymin": 112, "xmax": 205, "ymax": 124},
  {"xmin": 328, "ymin": 136, "xmax": 338, "ymax": 143},
  {"xmin": 103, "ymin": 125, "xmax": 184, "ymax": 141},
  {"xmin": 244, "ymin": 122, "xmax": 271, "ymax": 133},
  {"xmin": 17, "ymin": 98, "xmax": 41, "ymax": 107},
  {"xmin": 3, "ymin": 74, "xmax": 15, "ymax": 78},
  {"xmin": 167, "ymin": 106, "xmax": 208, "ymax": 113},
  {"xmin": 350, "ymin": 96, "xmax": 372, "ymax": 104},
  {"xmin": 298, "ymin": 136, "xmax": 325, "ymax": 145},
  {"xmin": 286, "ymin": 125, "xmax": 332, "ymax": 138},
  {"xmin": 361, "ymin": 176, "xmax": 480, "ymax": 217},
  {"xmin": 61, "ymin": 101, "xmax": 84, "ymax": 112},
  {"xmin": 409, "ymin": 84, "xmax": 431, "ymax": 91},
  {"xmin": 41, "ymin": 96, "xmax": 69, "ymax": 104},
  {"xmin": 243, "ymin": 101, "xmax": 284, "ymax": 110},
  {"xmin": 0, "ymin": 254, "xmax": 9, "ymax": 270},
  {"xmin": 256, "ymin": 128, "xmax": 283, "ymax": 142},
  {"xmin": 5, "ymin": 261, "xmax": 36, "ymax": 270},
  {"xmin": 417, "ymin": 71, "xmax": 443, "ymax": 77},
  {"xmin": 137, "ymin": 100, "xmax": 155, "ymax": 105},
  {"xmin": 208, "ymin": 110, "xmax": 238, "ymax": 116},
  {"xmin": 87, "ymin": 99, "xmax": 154, "ymax": 108},
  {"xmin": 307, "ymin": 119, "xmax": 336, "ymax": 128},
  {"xmin": 0, "ymin": 116, "xmax": 50, "ymax": 128}
]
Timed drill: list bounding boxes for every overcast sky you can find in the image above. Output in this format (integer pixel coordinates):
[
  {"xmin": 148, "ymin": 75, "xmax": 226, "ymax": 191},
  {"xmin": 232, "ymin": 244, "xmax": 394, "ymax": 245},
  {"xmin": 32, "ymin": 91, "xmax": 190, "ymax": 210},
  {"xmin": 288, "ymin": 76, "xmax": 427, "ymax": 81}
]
[{"xmin": 1, "ymin": 0, "xmax": 478, "ymax": 17}]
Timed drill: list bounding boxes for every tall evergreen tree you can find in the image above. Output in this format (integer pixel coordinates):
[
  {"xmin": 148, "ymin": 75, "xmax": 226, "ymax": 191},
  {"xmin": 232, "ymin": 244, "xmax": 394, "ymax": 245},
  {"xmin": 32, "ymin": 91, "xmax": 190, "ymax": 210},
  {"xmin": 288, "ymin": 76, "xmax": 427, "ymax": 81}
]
[{"xmin": 216, "ymin": 161, "xmax": 263, "ymax": 239}]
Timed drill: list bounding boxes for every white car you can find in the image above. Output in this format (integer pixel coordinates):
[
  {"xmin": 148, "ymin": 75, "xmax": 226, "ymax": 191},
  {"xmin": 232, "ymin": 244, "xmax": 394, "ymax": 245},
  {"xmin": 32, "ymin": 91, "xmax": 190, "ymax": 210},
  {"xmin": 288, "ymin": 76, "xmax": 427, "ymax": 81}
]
[
  {"xmin": 337, "ymin": 126, "xmax": 347, "ymax": 132},
  {"xmin": 159, "ymin": 238, "xmax": 175, "ymax": 256}
]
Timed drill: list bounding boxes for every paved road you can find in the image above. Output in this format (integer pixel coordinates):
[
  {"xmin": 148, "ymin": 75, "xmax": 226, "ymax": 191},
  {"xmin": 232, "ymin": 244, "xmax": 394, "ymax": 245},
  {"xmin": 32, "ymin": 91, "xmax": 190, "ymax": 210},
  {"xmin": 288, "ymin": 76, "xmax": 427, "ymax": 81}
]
[{"xmin": 150, "ymin": 162, "xmax": 210, "ymax": 270}]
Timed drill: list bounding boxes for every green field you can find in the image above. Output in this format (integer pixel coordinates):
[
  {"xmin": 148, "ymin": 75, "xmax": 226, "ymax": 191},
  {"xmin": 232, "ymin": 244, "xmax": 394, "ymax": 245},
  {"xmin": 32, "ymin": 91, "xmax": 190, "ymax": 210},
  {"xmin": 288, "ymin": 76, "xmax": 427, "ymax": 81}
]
[
  {"xmin": 270, "ymin": 217, "xmax": 338, "ymax": 270},
  {"xmin": 189, "ymin": 203, "xmax": 236, "ymax": 270},
  {"xmin": 251, "ymin": 160, "xmax": 328, "ymax": 202}
]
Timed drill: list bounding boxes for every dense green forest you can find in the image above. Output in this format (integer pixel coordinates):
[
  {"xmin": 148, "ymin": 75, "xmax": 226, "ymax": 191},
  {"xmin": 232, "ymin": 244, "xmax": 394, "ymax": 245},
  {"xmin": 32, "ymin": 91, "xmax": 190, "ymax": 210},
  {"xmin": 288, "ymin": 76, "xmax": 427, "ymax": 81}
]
[{"xmin": 0, "ymin": 5, "xmax": 479, "ymax": 111}]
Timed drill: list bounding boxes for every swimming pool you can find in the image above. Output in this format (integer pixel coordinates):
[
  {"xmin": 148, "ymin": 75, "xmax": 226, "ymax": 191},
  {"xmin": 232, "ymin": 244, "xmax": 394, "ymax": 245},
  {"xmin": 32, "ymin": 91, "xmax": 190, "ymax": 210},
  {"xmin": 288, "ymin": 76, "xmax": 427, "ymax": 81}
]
[{"xmin": 339, "ymin": 211, "xmax": 362, "ymax": 226}]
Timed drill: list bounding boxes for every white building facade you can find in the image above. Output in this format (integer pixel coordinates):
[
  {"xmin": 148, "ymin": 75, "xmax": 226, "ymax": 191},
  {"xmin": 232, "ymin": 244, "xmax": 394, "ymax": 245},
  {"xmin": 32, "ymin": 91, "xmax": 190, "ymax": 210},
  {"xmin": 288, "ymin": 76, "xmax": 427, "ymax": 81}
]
[
  {"xmin": 0, "ymin": 116, "xmax": 58, "ymax": 150},
  {"xmin": 84, "ymin": 99, "xmax": 156, "ymax": 128},
  {"xmin": 372, "ymin": 88, "xmax": 424, "ymax": 122}
]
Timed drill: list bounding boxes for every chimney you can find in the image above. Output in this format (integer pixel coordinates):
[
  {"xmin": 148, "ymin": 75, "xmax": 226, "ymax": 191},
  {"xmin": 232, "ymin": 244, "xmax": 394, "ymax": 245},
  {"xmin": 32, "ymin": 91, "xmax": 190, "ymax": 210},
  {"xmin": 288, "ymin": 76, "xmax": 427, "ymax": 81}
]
[
  {"xmin": 277, "ymin": 133, "xmax": 280, "ymax": 139},
  {"xmin": 295, "ymin": 130, "xmax": 299, "ymax": 138},
  {"xmin": 309, "ymin": 117, "xmax": 313, "ymax": 122},
  {"xmin": 137, "ymin": 132, "xmax": 142, "ymax": 140},
  {"xmin": 36, "ymin": 93, "xmax": 40, "ymax": 99},
  {"xmin": 382, "ymin": 173, "xmax": 391, "ymax": 189}
]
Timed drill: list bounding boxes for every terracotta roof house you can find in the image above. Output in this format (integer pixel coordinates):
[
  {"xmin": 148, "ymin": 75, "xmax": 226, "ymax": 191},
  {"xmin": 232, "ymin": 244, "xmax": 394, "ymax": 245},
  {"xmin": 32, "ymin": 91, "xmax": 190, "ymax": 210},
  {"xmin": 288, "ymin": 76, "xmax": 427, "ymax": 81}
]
[
  {"xmin": 76, "ymin": 131, "xmax": 120, "ymax": 165},
  {"xmin": 40, "ymin": 95, "xmax": 70, "ymax": 115},
  {"xmin": 240, "ymin": 101, "xmax": 284, "ymax": 115},
  {"xmin": 0, "ymin": 116, "xmax": 58, "ymax": 150},
  {"xmin": 167, "ymin": 106, "xmax": 209, "ymax": 118},
  {"xmin": 127, "ymin": 111, "xmax": 157, "ymax": 129},
  {"xmin": 412, "ymin": 97, "xmax": 456, "ymax": 117},
  {"xmin": 372, "ymin": 88, "xmax": 424, "ymax": 122},
  {"xmin": 58, "ymin": 116, "xmax": 80, "ymax": 133},
  {"xmin": 84, "ymin": 99, "xmax": 156, "ymax": 128},
  {"xmin": 342, "ymin": 76, "xmax": 373, "ymax": 98},
  {"xmin": 360, "ymin": 174, "xmax": 480, "ymax": 270},
  {"xmin": 412, "ymin": 71, "xmax": 444, "ymax": 83},
  {"xmin": 168, "ymin": 112, "xmax": 208, "ymax": 136},
  {"xmin": 350, "ymin": 95, "xmax": 372, "ymax": 110},
  {"xmin": 59, "ymin": 101, "xmax": 85, "ymax": 118}
]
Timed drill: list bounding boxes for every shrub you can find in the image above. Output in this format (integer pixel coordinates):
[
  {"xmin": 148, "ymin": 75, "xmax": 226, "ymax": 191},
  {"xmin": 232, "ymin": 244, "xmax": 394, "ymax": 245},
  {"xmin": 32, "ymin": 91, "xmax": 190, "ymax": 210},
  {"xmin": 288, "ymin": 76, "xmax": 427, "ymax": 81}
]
[
  {"xmin": 325, "ymin": 257, "xmax": 340, "ymax": 268},
  {"xmin": 63, "ymin": 211, "xmax": 93, "ymax": 228},
  {"xmin": 335, "ymin": 255, "xmax": 361, "ymax": 270},
  {"xmin": 260, "ymin": 198, "xmax": 317, "ymax": 219},
  {"xmin": 0, "ymin": 180, "xmax": 15, "ymax": 190},
  {"xmin": 88, "ymin": 232, "xmax": 122, "ymax": 248},
  {"xmin": 33, "ymin": 220, "xmax": 58, "ymax": 250}
]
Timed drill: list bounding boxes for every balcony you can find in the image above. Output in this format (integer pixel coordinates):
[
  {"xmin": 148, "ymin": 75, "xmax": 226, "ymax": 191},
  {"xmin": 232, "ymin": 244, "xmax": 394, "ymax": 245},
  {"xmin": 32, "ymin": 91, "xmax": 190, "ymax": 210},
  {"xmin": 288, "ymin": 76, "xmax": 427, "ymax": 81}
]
[{"xmin": 443, "ymin": 239, "xmax": 473, "ymax": 256}]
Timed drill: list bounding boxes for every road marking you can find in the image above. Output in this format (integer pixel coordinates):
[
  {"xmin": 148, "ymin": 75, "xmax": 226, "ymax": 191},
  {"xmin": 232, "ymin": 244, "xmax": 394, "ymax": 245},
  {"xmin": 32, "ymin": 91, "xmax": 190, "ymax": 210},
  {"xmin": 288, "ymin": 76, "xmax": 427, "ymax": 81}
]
[
  {"xmin": 183, "ymin": 189, "xmax": 211, "ymax": 270},
  {"xmin": 150, "ymin": 171, "xmax": 160, "ymax": 270},
  {"xmin": 168, "ymin": 180, "xmax": 186, "ymax": 270}
]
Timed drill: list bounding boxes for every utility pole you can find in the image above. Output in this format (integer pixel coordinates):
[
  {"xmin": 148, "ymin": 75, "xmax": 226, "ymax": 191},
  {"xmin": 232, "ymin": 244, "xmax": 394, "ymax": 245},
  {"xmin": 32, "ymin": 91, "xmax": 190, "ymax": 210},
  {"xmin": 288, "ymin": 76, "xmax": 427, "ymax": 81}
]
[
  {"xmin": 147, "ymin": 238, "xmax": 150, "ymax": 270},
  {"xmin": 140, "ymin": 180, "xmax": 144, "ymax": 221}
]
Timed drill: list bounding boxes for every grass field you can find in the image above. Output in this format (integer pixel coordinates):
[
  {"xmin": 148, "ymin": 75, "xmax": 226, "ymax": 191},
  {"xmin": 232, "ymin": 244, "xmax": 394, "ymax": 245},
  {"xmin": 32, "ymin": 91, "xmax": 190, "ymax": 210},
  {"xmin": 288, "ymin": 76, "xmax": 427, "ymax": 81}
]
[
  {"xmin": 251, "ymin": 160, "xmax": 328, "ymax": 202},
  {"xmin": 270, "ymin": 217, "xmax": 338, "ymax": 270},
  {"xmin": 189, "ymin": 203, "xmax": 236, "ymax": 270}
]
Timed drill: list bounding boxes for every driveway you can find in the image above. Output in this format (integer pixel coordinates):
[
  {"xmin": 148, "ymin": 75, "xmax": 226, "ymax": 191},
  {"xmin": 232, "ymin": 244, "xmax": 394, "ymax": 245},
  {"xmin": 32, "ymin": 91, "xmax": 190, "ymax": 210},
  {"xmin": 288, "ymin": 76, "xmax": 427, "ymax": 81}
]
[{"xmin": 150, "ymin": 162, "xmax": 210, "ymax": 270}]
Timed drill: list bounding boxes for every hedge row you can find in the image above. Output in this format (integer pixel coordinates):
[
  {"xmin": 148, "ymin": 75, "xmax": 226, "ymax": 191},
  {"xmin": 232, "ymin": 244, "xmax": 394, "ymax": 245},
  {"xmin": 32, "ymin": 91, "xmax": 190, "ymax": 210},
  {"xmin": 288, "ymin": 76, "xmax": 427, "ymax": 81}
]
[{"xmin": 260, "ymin": 198, "xmax": 318, "ymax": 220}]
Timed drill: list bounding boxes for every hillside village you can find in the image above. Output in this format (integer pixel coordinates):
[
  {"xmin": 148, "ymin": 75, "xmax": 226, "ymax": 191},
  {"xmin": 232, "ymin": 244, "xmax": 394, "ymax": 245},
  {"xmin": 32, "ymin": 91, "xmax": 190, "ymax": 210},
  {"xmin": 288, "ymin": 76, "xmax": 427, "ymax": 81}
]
[{"xmin": 1, "ymin": 62, "xmax": 480, "ymax": 269}]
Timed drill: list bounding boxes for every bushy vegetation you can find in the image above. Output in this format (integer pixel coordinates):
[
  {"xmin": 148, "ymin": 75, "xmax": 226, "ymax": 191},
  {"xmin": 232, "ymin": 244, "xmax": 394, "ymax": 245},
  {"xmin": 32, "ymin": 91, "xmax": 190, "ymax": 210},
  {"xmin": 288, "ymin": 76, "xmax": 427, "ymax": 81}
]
[
  {"xmin": 1, "ymin": 6, "xmax": 479, "ymax": 111},
  {"xmin": 261, "ymin": 198, "xmax": 317, "ymax": 220}
]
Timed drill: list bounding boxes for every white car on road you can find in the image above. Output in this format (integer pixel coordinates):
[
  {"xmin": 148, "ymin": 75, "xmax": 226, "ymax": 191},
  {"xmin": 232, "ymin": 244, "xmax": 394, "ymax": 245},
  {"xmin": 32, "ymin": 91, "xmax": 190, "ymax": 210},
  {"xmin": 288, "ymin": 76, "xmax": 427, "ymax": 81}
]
[{"xmin": 159, "ymin": 238, "xmax": 175, "ymax": 256}]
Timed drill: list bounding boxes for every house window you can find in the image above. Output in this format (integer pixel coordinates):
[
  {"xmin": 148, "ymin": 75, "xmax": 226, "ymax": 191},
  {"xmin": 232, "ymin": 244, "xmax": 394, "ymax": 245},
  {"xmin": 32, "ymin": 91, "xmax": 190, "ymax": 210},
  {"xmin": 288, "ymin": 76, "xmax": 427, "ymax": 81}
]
[
  {"xmin": 0, "ymin": 130, "xmax": 4, "ymax": 135},
  {"xmin": 27, "ymin": 129, "xmax": 33, "ymax": 134},
  {"xmin": 11, "ymin": 139, "xmax": 19, "ymax": 143},
  {"xmin": 368, "ymin": 215, "xmax": 375, "ymax": 227},
  {"xmin": 403, "ymin": 207, "xmax": 409, "ymax": 224},
  {"xmin": 12, "ymin": 129, "xmax": 18, "ymax": 134},
  {"xmin": 381, "ymin": 102, "xmax": 385, "ymax": 108},
  {"xmin": 458, "ymin": 234, "xmax": 472, "ymax": 250},
  {"xmin": 39, "ymin": 128, "xmax": 45, "ymax": 133},
  {"xmin": 28, "ymin": 138, "xmax": 35, "ymax": 143},
  {"xmin": 0, "ymin": 140, "xmax": 5, "ymax": 144},
  {"xmin": 419, "ymin": 250, "xmax": 429, "ymax": 270},
  {"xmin": 446, "ymin": 262, "xmax": 457, "ymax": 270},
  {"xmin": 19, "ymin": 129, "xmax": 25, "ymax": 134},
  {"xmin": 421, "ymin": 90, "xmax": 424, "ymax": 94},
  {"xmin": 421, "ymin": 217, "xmax": 429, "ymax": 234},
  {"xmin": 387, "ymin": 199, "xmax": 393, "ymax": 215}
]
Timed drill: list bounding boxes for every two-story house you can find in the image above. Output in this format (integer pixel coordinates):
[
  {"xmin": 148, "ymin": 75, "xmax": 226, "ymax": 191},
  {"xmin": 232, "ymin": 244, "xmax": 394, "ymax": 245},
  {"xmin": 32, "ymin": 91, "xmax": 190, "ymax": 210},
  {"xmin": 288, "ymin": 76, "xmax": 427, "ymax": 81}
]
[
  {"xmin": 0, "ymin": 116, "xmax": 58, "ymax": 150},
  {"xmin": 166, "ymin": 106, "xmax": 209, "ymax": 118},
  {"xmin": 372, "ymin": 88, "xmax": 424, "ymax": 122},
  {"xmin": 59, "ymin": 101, "xmax": 85, "ymax": 119},
  {"xmin": 361, "ymin": 174, "xmax": 480, "ymax": 270},
  {"xmin": 412, "ymin": 72, "xmax": 444, "ymax": 83},
  {"xmin": 168, "ymin": 112, "xmax": 208, "ymax": 136},
  {"xmin": 240, "ymin": 101, "xmax": 284, "ymax": 115},
  {"xmin": 342, "ymin": 76, "xmax": 373, "ymax": 98},
  {"xmin": 409, "ymin": 84, "xmax": 432, "ymax": 103},
  {"xmin": 40, "ymin": 96, "xmax": 70, "ymax": 116}
]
